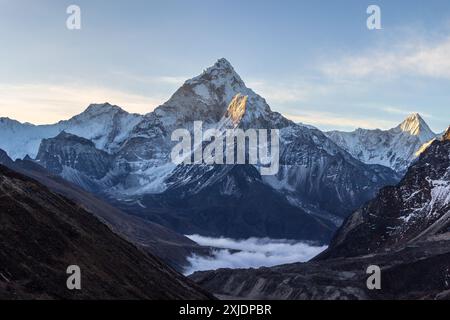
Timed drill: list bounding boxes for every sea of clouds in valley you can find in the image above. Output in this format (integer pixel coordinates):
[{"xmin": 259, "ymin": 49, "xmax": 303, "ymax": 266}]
[{"xmin": 184, "ymin": 235, "xmax": 327, "ymax": 275}]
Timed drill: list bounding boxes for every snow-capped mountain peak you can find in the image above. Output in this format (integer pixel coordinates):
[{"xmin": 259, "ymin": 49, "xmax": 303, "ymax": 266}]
[
  {"xmin": 150, "ymin": 58, "xmax": 281, "ymax": 128},
  {"xmin": 213, "ymin": 57, "xmax": 235, "ymax": 70},
  {"xmin": 397, "ymin": 113, "xmax": 435, "ymax": 142},
  {"xmin": 326, "ymin": 113, "xmax": 439, "ymax": 172},
  {"xmin": 74, "ymin": 102, "xmax": 128, "ymax": 119},
  {"xmin": 186, "ymin": 58, "xmax": 244, "ymax": 87}
]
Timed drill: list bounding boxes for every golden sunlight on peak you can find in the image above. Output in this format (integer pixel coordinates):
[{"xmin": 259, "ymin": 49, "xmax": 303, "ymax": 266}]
[{"xmin": 226, "ymin": 94, "xmax": 248, "ymax": 125}]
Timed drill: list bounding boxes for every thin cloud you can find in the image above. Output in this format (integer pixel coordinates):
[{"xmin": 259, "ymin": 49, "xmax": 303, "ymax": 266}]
[
  {"xmin": 285, "ymin": 111, "xmax": 396, "ymax": 131},
  {"xmin": 247, "ymin": 80, "xmax": 311, "ymax": 104},
  {"xmin": 322, "ymin": 37, "xmax": 450, "ymax": 80},
  {"xmin": 184, "ymin": 235, "xmax": 327, "ymax": 275},
  {"xmin": 110, "ymin": 71, "xmax": 188, "ymax": 86},
  {"xmin": 247, "ymin": 79, "xmax": 340, "ymax": 105},
  {"xmin": 383, "ymin": 106, "xmax": 433, "ymax": 118}
]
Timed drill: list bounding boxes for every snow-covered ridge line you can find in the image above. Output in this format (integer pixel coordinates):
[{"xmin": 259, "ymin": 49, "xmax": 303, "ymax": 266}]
[
  {"xmin": 0, "ymin": 102, "xmax": 143, "ymax": 160},
  {"xmin": 326, "ymin": 113, "xmax": 441, "ymax": 173}
]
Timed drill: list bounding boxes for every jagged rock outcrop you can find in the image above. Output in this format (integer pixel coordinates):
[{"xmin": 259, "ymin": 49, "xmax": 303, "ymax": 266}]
[
  {"xmin": 0, "ymin": 149, "xmax": 14, "ymax": 167},
  {"xmin": 35, "ymin": 131, "xmax": 115, "ymax": 192},
  {"xmin": 36, "ymin": 131, "xmax": 113, "ymax": 179},
  {"xmin": 443, "ymin": 127, "xmax": 450, "ymax": 141}
]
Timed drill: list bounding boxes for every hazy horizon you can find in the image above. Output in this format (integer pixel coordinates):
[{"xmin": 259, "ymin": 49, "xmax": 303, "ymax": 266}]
[
  {"xmin": 1, "ymin": 0, "xmax": 450, "ymax": 132},
  {"xmin": 0, "ymin": 90, "xmax": 445, "ymax": 134}
]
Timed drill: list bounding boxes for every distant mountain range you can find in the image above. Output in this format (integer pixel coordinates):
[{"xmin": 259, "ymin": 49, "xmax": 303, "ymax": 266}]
[
  {"xmin": 326, "ymin": 113, "xmax": 439, "ymax": 173},
  {"xmin": 0, "ymin": 59, "xmax": 404, "ymax": 242}
]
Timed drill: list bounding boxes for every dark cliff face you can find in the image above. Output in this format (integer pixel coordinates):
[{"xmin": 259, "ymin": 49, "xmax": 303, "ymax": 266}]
[
  {"xmin": 36, "ymin": 131, "xmax": 113, "ymax": 180},
  {"xmin": 189, "ymin": 128, "xmax": 450, "ymax": 300},
  {"xmin": 0, "ymin": 149, "xmax": 14, "ymax": 167},
  {"xmin": 137, "ymin": 164, "xmax": 336, "ymax": 243},
  {"xmin": 318, "ymin": 132, "xmax": 450, "ymax": 260},
  {"xmin": 0, "ymin": 165, "xmax": 212, "ymax": 300},
  {"xmin": 443, "ymin": 127, "xmax": 450, "ymax": 141},
  {"xmin": 275, "ymin": 125, "xmax": 400, "ymax": 220}
]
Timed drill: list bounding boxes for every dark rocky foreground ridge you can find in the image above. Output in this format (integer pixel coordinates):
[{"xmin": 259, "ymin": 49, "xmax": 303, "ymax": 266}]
[
  {"xmin": 0, "ymin": 149, "xmax": 210, "ymax": 271},
  {"xmin": 0, "ymin": 164, "xmax": 212, "ymax": 299},
  {"xmin": 191, "ymin": 238, "xmax": 450, "ymax": 300},
  {"xmin": 190, "ymin": 128, "xmax": 450, "ymax": 300}
]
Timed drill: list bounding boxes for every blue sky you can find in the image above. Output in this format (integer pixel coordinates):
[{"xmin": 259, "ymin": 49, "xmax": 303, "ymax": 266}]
[{"xmin": 1, "ymin": 0, "xmax": 450, "ymax": 132}]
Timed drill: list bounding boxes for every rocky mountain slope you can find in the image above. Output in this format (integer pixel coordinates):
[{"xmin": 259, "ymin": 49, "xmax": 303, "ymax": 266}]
[
  {"xmin": 326, "ymin": 113, "xmax": 438, "ymax": 173},
  {"xmin": 1, "ymin": 59, "xmax": 399, "ymax": 241},
  {"xmin": 318, "ymin": 127, "xmax": 450, "ymax": 259},
  {"xmin": 0, "ymin": 164, "xmax": 212, "ymax": 299},
  {"xmin": 27, "ymin": 59, "xmax": 398, "ymax": 241},
  {"xmin": 35, "ymin": 131, "xmax": 114, "ymax": 192},
  {"xmin": 190, "ymin": 128, "xmax": 450, "ymax": 300},
  {"xmin": 0, "ymin": 149, "xmax": 207, "ymax": 271},
  {"xmin": 135, "ymin": 165, "xmax": 337, "ymax": 242}
]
